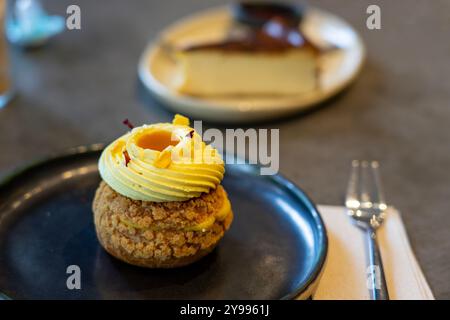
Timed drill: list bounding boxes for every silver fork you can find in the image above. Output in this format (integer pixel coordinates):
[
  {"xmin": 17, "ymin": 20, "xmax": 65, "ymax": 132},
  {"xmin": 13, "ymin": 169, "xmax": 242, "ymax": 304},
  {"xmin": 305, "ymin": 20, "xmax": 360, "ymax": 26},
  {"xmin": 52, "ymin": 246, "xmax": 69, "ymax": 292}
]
[{"xmin": 345, "ymin": 160, "xmax": 389, "ymax": 300}]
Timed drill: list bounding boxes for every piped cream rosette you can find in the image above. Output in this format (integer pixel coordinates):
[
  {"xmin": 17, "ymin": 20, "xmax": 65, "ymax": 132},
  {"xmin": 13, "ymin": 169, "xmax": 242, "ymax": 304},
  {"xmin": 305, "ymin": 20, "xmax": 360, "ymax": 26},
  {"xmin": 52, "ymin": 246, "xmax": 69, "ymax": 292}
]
[{"xmin": 99, "ymin": 115, "xmax": 224, "ymax": 202}]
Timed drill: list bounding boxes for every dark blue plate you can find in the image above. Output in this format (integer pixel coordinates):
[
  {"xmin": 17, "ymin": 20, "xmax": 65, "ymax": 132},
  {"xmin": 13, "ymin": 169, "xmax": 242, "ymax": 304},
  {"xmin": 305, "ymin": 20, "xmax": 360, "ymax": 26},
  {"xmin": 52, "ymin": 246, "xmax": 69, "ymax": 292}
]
[{"xmin": 0, "ymin": 146, "xmax": 327, "ymax": 299}]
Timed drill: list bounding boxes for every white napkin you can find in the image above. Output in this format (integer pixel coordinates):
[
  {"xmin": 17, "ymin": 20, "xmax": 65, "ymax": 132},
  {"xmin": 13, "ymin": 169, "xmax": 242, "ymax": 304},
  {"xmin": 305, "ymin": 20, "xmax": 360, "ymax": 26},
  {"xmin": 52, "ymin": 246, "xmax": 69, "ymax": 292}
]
[{"xmin": 309, "ymin": 205, "xmax": 434, "ymax": 300}]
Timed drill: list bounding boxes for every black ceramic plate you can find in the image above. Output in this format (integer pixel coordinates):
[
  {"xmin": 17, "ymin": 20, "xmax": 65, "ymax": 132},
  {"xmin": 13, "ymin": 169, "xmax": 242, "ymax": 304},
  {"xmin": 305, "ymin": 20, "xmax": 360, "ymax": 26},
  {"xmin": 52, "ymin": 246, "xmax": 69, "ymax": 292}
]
[{"xmin": 0, "ymin": 146, "xmax": 327, "ymax": 299}]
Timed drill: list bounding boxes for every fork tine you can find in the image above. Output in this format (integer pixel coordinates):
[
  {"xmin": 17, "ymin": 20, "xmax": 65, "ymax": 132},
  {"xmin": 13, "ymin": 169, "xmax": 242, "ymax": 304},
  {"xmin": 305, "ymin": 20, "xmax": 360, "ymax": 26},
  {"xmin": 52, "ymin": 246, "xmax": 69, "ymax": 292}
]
[
  {"xmin": 371, "ymin": 161, "xmax": 387, "ymax": 210},
  {"xmin": 360, "ymin": 160, "xmax": 372, "ymax": 206},
  {"xmin": 345, "ymin": 160, "xmax": 360, "ymax": 208}
]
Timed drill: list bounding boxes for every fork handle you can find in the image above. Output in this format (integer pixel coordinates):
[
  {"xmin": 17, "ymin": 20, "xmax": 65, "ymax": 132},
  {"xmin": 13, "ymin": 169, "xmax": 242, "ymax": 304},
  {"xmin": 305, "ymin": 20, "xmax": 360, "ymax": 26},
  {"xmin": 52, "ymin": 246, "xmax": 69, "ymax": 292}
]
[{"xmin": 365, "ymin": 230, "xmax": 389, "ymax": 300}]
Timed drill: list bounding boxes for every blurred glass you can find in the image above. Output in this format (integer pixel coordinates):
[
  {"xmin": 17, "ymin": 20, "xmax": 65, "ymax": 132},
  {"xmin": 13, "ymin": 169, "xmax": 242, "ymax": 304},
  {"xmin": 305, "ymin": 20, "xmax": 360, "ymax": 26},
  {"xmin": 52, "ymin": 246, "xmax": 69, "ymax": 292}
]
[
  {"xmin": 0, "ymin": 0, "xmax": 13, "ymax": 109},
  {"xmin": 6, "ymin": 0, "xmax": 64, "ymax": 48}
]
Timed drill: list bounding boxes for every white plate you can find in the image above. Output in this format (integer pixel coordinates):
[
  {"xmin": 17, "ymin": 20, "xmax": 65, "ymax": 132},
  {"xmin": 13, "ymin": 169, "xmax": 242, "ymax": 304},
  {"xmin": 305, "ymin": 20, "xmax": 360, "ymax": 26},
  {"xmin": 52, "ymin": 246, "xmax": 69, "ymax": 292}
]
[{"xmin": 138, "ymin": 6, "xmax": 365, "ymax": 123}]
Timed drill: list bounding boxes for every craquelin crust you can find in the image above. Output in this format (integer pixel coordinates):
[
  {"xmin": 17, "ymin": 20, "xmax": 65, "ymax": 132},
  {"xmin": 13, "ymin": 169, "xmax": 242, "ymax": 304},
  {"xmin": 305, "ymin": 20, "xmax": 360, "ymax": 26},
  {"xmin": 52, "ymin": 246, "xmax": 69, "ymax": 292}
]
[{"xmin": 92, "ymin": 181, "xmax": 233, "ymax": 268}]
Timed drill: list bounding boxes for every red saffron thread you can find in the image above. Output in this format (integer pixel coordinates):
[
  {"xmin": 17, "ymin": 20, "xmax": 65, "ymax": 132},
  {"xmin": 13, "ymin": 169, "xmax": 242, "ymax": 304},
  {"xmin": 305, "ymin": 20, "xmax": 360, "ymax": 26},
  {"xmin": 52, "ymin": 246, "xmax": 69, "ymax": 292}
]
[
  {"xmin": 122, "ymin": 119, "xmax": 134, "ymax": 130},
  {"xmin": 123, "ymin": 151, "xmax": 131, "ymax": 166}
]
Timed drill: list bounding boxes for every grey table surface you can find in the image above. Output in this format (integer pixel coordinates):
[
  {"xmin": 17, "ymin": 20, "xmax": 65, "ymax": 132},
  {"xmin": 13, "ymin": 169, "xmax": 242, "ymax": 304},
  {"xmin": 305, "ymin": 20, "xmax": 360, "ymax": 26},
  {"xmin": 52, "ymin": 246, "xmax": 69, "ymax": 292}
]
[{"xmin": 1, "ymin": 0, "xmax": 449, "ymax": 299}]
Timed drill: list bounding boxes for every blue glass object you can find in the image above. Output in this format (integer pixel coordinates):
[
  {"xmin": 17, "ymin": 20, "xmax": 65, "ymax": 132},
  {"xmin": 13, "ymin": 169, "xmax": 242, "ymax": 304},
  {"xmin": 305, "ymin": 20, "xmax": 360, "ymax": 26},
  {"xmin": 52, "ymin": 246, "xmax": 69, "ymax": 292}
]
[
  {"xmin": 0, "ymin": 90, "xmax": 13, "ymax": 108},
  {"xmin": 5, "ymin": 0, "xmax": 64, "ymax": 48}
]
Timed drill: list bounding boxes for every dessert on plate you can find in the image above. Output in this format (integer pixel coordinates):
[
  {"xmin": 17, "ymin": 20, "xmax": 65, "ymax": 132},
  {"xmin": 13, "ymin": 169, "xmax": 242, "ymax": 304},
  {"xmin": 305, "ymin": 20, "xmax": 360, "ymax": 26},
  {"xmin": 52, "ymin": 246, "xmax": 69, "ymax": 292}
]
[
  {"xmin": 92, "ymin": 114, "xmax": 233, "ymax": 268},
  {"xmin": 172, "ymin": 1, "xmax": 320, "ymax": 96}
]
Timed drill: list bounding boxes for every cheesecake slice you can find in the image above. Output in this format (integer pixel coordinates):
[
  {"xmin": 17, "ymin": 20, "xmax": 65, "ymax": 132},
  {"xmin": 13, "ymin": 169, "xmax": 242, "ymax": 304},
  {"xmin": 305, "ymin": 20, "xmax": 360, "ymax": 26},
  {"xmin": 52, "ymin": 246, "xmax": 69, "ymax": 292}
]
[{"xmin": 172, "ymin": 3, "xmax": 319, "ymax": 96}]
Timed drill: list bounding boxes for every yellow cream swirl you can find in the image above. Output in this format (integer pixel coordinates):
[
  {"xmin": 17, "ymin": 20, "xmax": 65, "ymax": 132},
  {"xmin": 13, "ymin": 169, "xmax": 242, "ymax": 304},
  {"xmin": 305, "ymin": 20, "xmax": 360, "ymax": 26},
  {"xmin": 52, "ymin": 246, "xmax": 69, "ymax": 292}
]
[{"xmin": 99, "ymin": 115, "xmax": 224, "ymax": 202}]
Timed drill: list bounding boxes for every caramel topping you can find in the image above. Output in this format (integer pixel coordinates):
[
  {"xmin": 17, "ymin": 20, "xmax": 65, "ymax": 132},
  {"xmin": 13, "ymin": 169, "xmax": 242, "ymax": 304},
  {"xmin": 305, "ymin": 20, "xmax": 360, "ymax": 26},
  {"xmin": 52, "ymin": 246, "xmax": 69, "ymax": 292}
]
[
  {"xmin": 136, "ymin": 130, "xmax": 180, "ymax": 152},
  {"xmin": 182, "ymin": 19, "xmax": 317, "ymax": 53},
  {"xmin": 181, "ymin": 3, "xmax": 318, "ymax": 53},
  {"xmin": 231, "ymin": 1, "xmax": 303, "ymax": 27}
]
